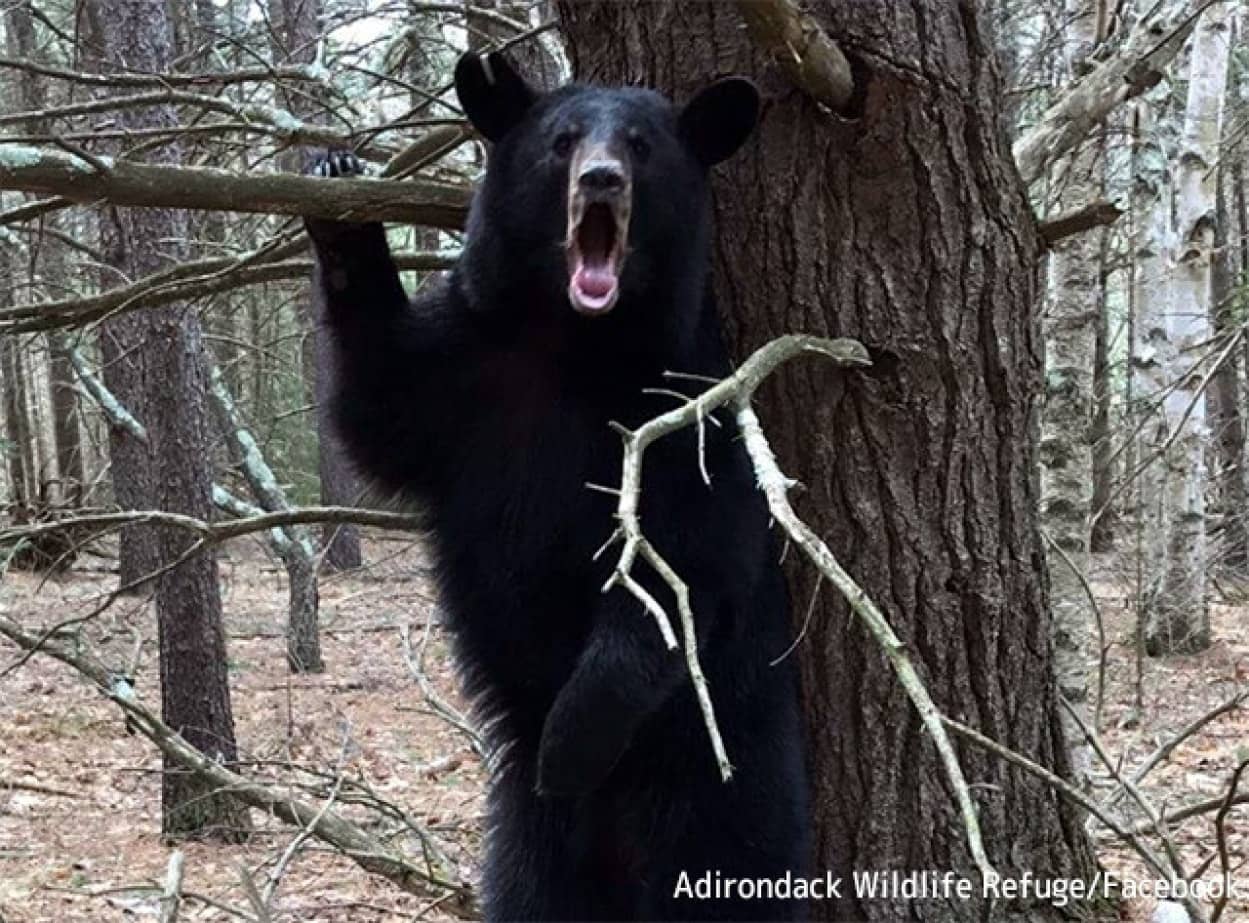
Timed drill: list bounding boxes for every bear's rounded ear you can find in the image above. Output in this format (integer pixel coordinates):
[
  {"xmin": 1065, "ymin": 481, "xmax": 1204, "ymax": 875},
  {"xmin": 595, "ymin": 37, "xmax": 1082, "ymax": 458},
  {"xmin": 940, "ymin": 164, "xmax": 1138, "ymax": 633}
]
[
  {"xmin": 454, "ymin": 51, "xmax": 537, "ymax": 143},
  {"xmin": 678, "ymin": 77, "xmax": 760, "ymax": 167}
]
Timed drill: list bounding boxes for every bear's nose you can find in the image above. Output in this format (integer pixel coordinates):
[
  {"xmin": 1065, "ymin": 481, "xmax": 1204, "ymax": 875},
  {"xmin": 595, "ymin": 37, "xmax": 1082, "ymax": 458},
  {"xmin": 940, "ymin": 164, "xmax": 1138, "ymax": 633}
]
[{"xmin": 578, "ymin": 162, "xmax": 626, "ymax": 193}]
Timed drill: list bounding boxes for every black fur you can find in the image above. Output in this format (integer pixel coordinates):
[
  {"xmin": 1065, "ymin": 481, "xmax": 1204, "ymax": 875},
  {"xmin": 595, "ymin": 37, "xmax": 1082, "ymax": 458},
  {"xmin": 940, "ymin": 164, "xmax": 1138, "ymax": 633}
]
[{"xmin": 305, "ymin": 53, "xmax": 810, "ymax": 922}]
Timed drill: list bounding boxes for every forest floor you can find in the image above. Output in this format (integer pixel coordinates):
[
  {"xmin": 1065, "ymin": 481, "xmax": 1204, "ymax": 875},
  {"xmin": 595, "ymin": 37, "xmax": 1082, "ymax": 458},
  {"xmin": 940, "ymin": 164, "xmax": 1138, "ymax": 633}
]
[{"xmin": 0, "ymin": 540, "xmax": 1246, "ymax": 922}]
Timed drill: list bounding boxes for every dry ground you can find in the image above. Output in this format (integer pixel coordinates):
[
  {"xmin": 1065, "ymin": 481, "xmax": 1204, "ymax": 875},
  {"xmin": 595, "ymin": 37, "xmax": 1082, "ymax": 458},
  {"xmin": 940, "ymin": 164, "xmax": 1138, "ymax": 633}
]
[{"xmin": 0, "ymin": 539, "xmax": 1246, "ymax": 921}]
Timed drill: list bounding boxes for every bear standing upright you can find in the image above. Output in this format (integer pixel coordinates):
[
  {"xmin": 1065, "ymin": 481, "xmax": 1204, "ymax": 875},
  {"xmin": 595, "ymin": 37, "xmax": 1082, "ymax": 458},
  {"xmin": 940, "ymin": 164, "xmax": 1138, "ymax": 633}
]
[{"xmin": 305, "ymin": 52, "xmax": 811, "ymax": 922}]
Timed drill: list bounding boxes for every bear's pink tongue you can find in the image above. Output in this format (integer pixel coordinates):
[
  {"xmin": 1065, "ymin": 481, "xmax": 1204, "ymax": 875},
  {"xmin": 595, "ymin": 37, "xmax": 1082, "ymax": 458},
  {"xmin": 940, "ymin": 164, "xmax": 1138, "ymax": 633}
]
[{"xmin": 573, "ymin": 265, "xmax": 617, "ymax": 299}]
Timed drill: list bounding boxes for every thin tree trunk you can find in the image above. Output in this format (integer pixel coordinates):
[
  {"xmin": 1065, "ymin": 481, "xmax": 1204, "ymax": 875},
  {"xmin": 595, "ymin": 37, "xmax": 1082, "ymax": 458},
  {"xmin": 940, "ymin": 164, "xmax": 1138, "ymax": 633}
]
[
  {"xmin": 271, "ymin": 0, "xmax": 363, "ymax": 573},
  {"xmin": 207, "ymin": 362, "xmax": 322, "ymax": 673},
  {"xmin": 1128, "ymin": 96, "xmax": 1175, "ymax": 639},
  {"xmin": 1209, "ymin": 169, "xmax": 1247, "ymax": 572},
  {"xmin": 1145, "ymin": 1, "xmax": 1232, "ymax": 655},
  {"xmin": 559, "ymin": 3, "xmax": 1096, "ymax": 920},
  {"xmin": 1089, "ymin": 239, "xmax": 1115, "ymax": 553},
  {"xmin": 5, "ymin": 2, "xmax": 85, "ymax": 507},
  {"xmin": 46, "ymin": 335, "xmax": 84, "ymax": 504},
  {"xmin": 85, "ymin": 0, "xmax": 250, "ymax": 840},
  {"xmin": 1040, "ymin": 0, "xmax": 1103, "ymax": 784},
  {"xmin": 0, "ymin": 316, "xmax": 32, "ymax": 515}
]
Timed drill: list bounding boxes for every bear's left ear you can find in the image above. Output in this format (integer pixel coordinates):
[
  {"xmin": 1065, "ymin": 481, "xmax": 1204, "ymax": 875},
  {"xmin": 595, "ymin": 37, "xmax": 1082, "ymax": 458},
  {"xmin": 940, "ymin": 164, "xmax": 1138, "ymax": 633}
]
[
  {"xmin": 454, "ymin": 51, "xmax": 538, "ymax": 143},
  {"xmin": 678, "ymin": 77, "xmax": 760, "ymax": 167}
]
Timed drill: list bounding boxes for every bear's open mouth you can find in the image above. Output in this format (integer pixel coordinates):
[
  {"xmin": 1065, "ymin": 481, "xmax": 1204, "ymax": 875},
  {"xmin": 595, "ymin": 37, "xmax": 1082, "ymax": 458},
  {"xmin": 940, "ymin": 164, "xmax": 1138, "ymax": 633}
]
[{"xmin": 567, "ymin": 200, "xmax": 628, "ymax": 315}]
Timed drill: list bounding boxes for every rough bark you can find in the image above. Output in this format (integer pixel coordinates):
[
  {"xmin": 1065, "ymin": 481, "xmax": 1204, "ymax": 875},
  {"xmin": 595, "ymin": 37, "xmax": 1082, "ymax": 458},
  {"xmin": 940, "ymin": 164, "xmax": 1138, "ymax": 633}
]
[
  {"xmin": 1209, "ymin": 170, "xmax": 1247, "ymax": 572},
  {"xmin": 85, "ymin": 0, "xmax": 250, "ymax": 840},
  {"xmin": 558, "ymin": 3, "xmax": 1096, "ymax": 920},
  {"xmin": 271, "ymin": 0, "xmax": 363, "ymax": 574},
  {"xmin": 1145, "ymin": 2, "xmax": 1232, "ymax": 656}
]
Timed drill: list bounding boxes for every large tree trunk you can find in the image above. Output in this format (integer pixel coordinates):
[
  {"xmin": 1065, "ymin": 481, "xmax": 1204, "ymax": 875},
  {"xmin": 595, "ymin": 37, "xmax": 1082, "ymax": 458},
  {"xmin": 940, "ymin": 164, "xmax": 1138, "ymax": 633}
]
[
  {"xmin": 558, "ymin": 3, "xmax": 1096, "ymax": 920},
  {"xmin": 85, "ymin": 0, "xmax": 250, "ymax": 841}
]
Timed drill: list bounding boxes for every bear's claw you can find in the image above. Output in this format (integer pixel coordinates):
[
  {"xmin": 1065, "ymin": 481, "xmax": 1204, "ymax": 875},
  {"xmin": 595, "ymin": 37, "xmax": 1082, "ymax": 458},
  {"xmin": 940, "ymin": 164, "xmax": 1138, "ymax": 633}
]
[{"xmin": 312, "ymin": 150, "xmax": 366, "ymax": 178}]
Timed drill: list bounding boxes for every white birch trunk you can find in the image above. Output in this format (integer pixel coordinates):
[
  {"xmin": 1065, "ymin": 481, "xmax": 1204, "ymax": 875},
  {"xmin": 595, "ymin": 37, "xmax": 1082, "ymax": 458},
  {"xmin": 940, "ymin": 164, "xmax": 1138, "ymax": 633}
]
[
  {"xmin": 1146, "ymin": 2, "xmax": 1233, "ymax": 655},
  {"xmin": 1129, "ymin": 97, "xmax": 1175, "ymax": 626},
  {"xmin": 1041, "ymin": 0, "xmax": 1102, "ymax": 779}
]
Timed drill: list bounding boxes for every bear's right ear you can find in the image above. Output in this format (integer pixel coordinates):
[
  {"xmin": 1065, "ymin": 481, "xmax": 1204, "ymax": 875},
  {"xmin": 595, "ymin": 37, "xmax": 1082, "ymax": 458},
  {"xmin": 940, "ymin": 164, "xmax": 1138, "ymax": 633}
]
[
  {"xmin": 454, "ymin": 52, "xmax": 537, "ymax": 144},
  {"xmin": 679, "ymin": 77, "xmax": 760, "ymax": 167}
]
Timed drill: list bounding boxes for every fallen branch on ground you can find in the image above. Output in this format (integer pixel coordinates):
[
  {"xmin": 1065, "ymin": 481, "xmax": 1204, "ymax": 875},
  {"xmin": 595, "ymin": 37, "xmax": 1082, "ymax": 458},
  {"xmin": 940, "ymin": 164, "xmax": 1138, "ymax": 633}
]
[{"xmin": 0, "ymin": 615, "xmax": 478, "ymax": 918}]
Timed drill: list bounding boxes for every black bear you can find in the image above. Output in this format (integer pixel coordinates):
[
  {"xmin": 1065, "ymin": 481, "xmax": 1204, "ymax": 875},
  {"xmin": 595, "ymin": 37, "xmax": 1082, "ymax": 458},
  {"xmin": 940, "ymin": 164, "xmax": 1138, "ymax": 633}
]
[{"xmin": 305, "ymin": 52, "xmax": 811, "ymax": 921}]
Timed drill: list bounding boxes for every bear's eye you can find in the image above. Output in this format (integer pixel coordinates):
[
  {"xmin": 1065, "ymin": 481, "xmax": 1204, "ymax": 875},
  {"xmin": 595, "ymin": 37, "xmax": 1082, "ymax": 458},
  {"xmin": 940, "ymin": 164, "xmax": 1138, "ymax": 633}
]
[
  {"xmin": 627, "ymin": 133, "xmax": 650, "ymax": 161},
  {"xmin": 552, "ymin": 132, "xmax": 577, "ymax": 158}
]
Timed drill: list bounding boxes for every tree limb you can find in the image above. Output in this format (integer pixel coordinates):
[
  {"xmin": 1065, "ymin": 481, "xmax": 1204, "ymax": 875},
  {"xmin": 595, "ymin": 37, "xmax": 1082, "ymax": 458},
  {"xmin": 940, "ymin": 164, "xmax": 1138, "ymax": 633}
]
[
  {"xmin": 1038, "ymin": 199, "xmax": 1124, "ymax": 246},
  {"xmin": 0, "ymin": 144, "xmax": 470, "ymax": 227},
  {"xmin": 733, "ymin": 0, "xmax": 854, "ymax": 112},
  {"xmin": 1013, "ymin": 1, "xmax": 1203, "ymax": 186},
  {"xmin": 2, "ymin": 249, "xmax": 458, "ymax": 332}
]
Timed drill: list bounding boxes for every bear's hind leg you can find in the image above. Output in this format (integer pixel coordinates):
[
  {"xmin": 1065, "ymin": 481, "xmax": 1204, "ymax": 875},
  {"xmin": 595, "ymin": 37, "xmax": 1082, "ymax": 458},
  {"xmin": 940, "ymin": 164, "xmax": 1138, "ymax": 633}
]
[{"xmin": 482, "ymin": 755, "xmax": 611, "ymax": 922}]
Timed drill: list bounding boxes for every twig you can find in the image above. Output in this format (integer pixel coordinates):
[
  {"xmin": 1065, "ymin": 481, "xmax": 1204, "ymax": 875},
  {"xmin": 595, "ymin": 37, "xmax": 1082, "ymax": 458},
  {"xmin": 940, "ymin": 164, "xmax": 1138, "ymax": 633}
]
[{"xmin": 1210, "ymin": 759, "xmax": 1249, "ymax": 922}]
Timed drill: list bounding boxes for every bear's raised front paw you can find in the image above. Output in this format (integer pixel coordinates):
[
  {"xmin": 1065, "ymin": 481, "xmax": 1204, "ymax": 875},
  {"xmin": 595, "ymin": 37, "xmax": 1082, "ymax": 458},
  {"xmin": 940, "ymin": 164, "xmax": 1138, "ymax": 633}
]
[{"xmin": 311, "ymin": 149, "xmax": 366, "ymax": 179}]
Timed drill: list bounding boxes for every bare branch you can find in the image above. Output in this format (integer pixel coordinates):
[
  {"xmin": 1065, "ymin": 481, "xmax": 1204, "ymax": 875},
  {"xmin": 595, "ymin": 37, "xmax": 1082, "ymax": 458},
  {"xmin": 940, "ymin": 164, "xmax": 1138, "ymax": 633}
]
[
  {"xmin": 0, "ymin": 506, "xmax": 420, "ymax": 548},
  {"xmin": 0, "ymin": 56, "xmax": 331, "ymax": 89},
  {"xmin": 0, "ymin": 91, "xmax": 386, "ymax": 158},
  {"xmin": 0, "ymin": 144, "xmax": 470, "ymax": 227},
  {"xmin": 2, "ymin": 250, "xmax": 458, "ymax": 332},
  {"xmin": 604, "ymin": 335, "xmax": 869, "ymax": 782},
  {"xmin": 733, "ymin": 0, "xmax": 854, "ymax": 112},
  {"xmin": 1038, "ymin": 199, "xmax": 1124, "ymax": 245},
  {"xmin": 1013, "ymin": 2, "xmax": 1204, "ymax": 186}
]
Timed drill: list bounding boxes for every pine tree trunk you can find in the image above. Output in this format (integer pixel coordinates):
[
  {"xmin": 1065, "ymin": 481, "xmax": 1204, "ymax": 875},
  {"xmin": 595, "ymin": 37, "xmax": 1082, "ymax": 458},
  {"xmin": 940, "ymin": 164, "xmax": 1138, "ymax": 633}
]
[
  {"xmin": 1145, "ymin": 2, "xmax": 1232, "ymax": 655},
  {"xmin": 86, "ymin": 0, "xmax": 250, "ymax": 841},
  {"xmin": 558, "ymin": 3, "xmax": 1096, "ymax": 919}
]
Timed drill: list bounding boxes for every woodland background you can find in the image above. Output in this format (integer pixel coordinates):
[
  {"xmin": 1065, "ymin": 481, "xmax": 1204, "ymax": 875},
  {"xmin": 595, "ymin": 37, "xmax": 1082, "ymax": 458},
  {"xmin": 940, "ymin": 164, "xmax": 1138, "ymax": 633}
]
[{"xmin": 1, "ymin": 1, "xmax": 1248, "ymax": 922}]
